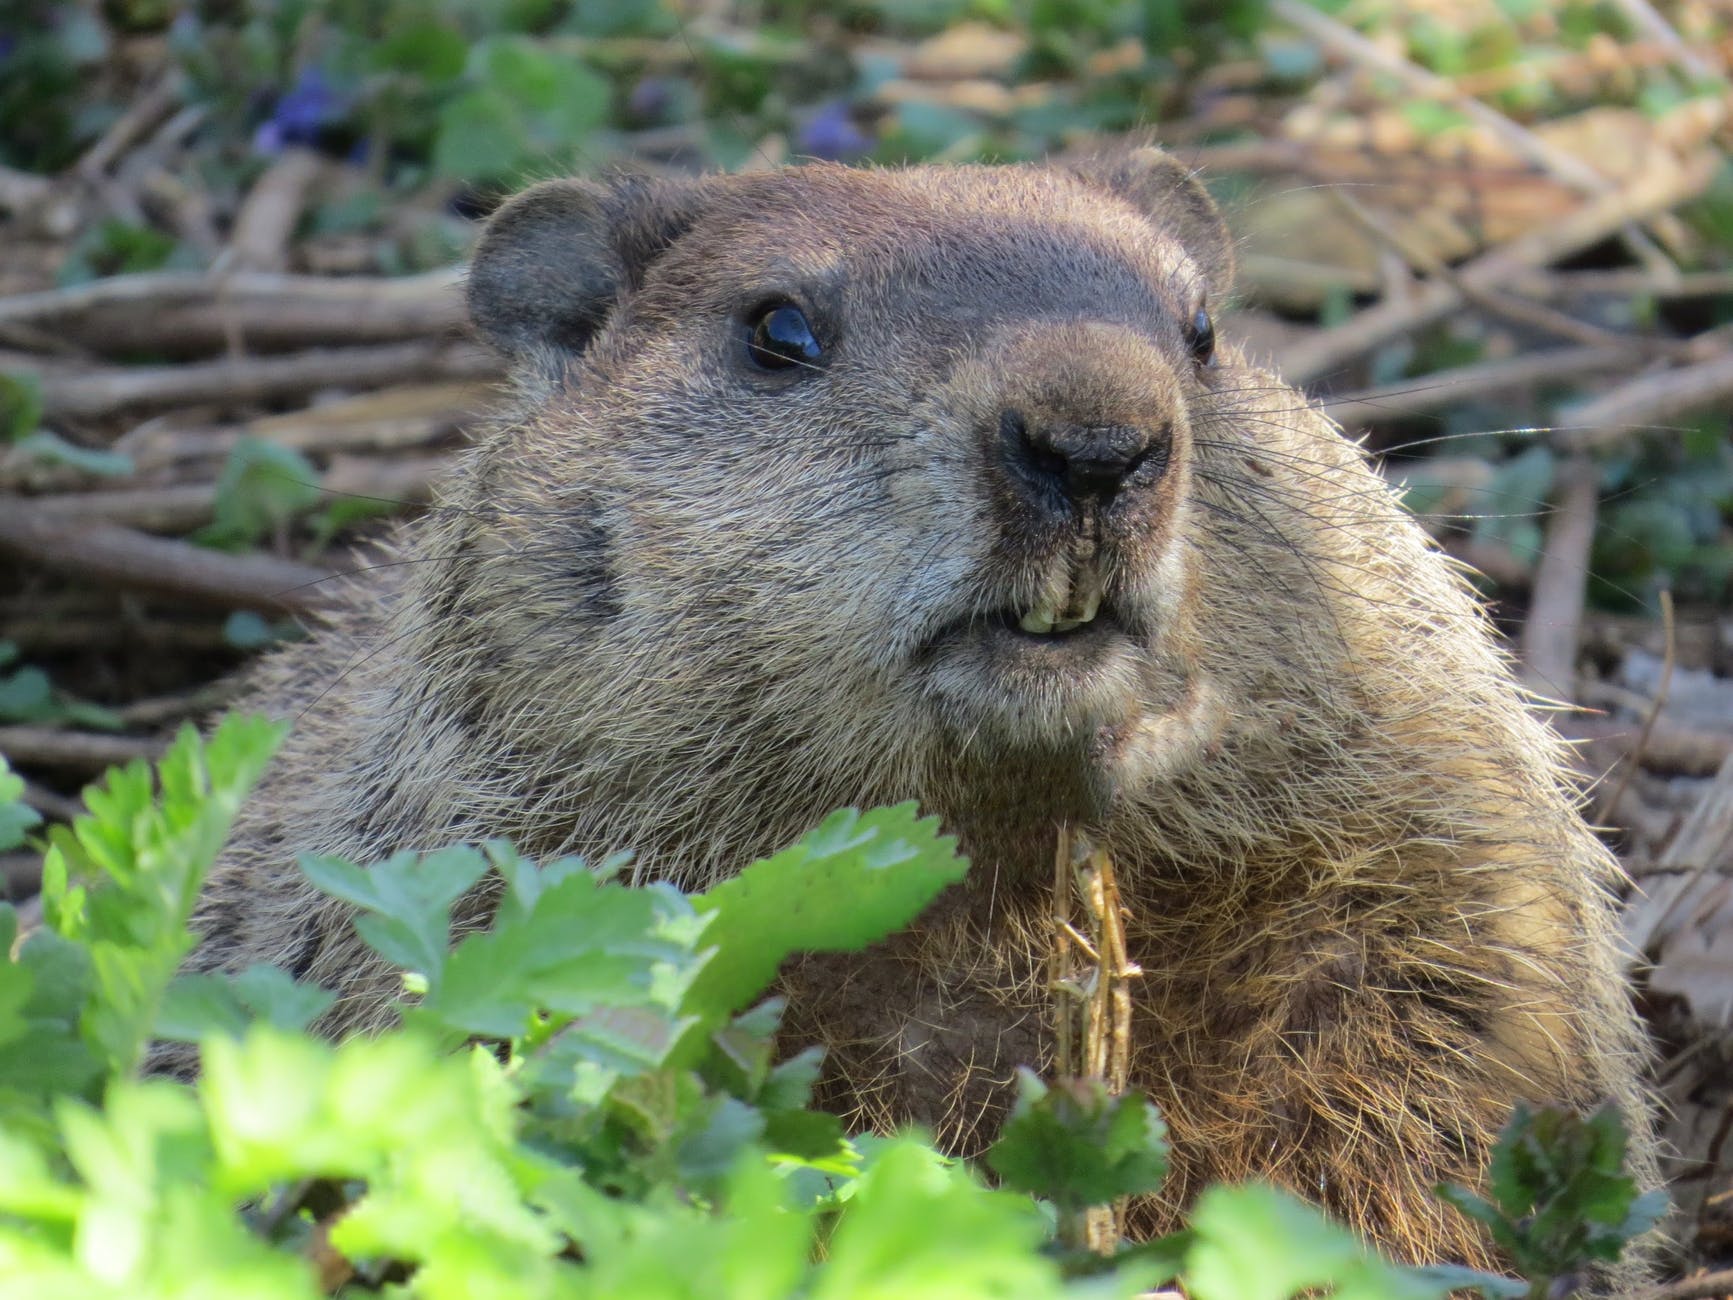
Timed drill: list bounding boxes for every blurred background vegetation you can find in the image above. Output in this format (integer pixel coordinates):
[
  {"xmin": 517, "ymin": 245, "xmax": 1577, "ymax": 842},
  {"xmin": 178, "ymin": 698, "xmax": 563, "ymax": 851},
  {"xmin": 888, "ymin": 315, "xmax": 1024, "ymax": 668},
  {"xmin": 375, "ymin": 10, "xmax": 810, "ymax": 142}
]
[{"xmin": 2, "ymin": 0, "xmax": 1729, "ymax": 604}]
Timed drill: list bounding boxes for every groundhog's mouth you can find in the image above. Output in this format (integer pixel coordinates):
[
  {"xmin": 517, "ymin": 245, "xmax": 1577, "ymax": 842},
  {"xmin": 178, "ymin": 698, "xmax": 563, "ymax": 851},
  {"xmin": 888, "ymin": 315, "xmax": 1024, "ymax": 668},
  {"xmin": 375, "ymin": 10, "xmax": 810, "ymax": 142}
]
[
  {"xmin": 990, "ymin": 607, "xmax": 1117, "ymax": 645},
  {"xmin": 912, "ymin": 600, "xmax": 1149, "ymax": 747},
  {"xmin": 916, "ymin": 604, "xmax": 1127, "ymax": 664},
  {"xmin": 1009, "ymin": 586, "xmax": 1101, "ymax": 636}
]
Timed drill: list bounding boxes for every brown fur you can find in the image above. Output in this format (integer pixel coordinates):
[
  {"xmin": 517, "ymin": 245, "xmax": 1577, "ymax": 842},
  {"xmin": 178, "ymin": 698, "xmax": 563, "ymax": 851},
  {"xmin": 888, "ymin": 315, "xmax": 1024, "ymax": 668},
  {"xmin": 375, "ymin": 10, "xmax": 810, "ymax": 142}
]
[{"xmin": 178, "ymin": 153, "xmax": 1658, "ymax": 1279}]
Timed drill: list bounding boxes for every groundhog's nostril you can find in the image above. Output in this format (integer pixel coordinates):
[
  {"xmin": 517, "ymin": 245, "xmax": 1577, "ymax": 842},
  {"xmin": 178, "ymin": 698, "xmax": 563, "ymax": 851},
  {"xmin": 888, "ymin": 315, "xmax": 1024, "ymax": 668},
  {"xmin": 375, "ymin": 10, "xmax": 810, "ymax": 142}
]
[{"xmin": 998, "ymin": 409, "xmax": 1159, "ymax": 513}]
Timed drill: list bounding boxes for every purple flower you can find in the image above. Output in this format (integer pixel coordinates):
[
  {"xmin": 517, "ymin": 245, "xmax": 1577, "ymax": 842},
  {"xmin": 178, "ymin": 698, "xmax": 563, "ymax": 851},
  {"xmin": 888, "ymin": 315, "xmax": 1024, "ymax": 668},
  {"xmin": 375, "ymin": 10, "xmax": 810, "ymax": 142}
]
[
  {"xmin": 253, "ymin": 66, "xmax": 345, "ymax": 156},
  {"xmin": 627, "ymin": 76, "xmax": 673, "ymax": 124},
  {"xmin": 797, "ymin": 101, "xmax": 870, "ymax": 161}
]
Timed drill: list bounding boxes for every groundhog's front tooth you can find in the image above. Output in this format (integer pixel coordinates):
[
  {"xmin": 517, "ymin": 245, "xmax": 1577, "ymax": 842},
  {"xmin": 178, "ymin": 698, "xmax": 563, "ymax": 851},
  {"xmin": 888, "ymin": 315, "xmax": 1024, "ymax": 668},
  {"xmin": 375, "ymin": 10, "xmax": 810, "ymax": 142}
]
[
  {"xmin": 1020, "ymin": 609, "xmax": 1058, "ymax": 635},
  {"xmin": 1073, "ymin": 590, "xmax": 1100, "ymax": 626},
  {"xmin": 1052, "ymin": 618, "xmax": 1082, "ymax": 633}
]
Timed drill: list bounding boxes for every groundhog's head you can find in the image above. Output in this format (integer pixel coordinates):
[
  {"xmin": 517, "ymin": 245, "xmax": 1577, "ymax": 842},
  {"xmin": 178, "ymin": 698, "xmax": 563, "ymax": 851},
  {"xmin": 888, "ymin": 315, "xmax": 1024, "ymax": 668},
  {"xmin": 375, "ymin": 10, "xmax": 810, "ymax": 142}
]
[{"xmin": 461, "ymin": 153, "xmax": 1285, "ymax": 834}]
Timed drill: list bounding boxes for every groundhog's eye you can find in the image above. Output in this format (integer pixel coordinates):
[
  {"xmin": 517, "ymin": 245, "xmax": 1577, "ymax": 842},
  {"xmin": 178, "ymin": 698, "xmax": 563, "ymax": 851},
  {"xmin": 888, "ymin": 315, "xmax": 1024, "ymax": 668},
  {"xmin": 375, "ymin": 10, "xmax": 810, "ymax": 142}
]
[
  {"xmin": 748, "ymin": 303, "xmax": 823, "ymax": 371},
  {"xmin": 1186, "ymin": 307, "xmax": 1216, "ymax": 367}
]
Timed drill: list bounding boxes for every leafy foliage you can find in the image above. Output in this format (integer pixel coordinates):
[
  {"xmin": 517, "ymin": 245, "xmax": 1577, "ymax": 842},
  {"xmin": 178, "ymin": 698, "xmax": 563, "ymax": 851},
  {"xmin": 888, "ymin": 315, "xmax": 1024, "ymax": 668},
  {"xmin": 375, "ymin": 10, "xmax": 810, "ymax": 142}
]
[
  {"xmin": 0, "ymin": 755, "xmax": 41, "ymax": 853},
  {"xmin": 33, "ymin": 716, "xmax": 286, "ymax": 1085},
  {"xmin": 683, "ymin": 803, "xmax": 966, "ymax": 1031},
  {"xmin": 1185, "ymin": 1183, "xmax": 1455, "ymax": 1300},
  {"xmin": 1437, "ymin": 1103, "xmax": 1669, "ymax": 1298},
  {"xmin": 0, "ymin": 642, "xmax": 124, "ymax": 731},
  {"xmin": 0, "ymin": 721, "xmax": 1662, "ymax": 1297},
  {"xmin": 196, "ymin": 438, "xmax": 325, "ymax": 552},
  {"xmin": 988, "ymin": 1070, "xmax": 1169, "ymax": 1216}
]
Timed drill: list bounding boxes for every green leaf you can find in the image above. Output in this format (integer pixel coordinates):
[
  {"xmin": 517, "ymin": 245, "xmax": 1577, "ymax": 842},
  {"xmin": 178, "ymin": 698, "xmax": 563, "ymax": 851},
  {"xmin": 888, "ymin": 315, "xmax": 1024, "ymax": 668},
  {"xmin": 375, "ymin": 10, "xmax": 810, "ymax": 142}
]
[
  {"xmin": 813, "ymin": 1138, "xmax": 1076, "ymax": 1300},
  {"xmin": 1471, "ymin": 444, "xmax": 1555, "ymax": 566},
  {"xmin": 0, "ymin": 755, "xmax": 43, "ymax": 850},
  {"xmin": 0, "ymin": 372, "xmax": 44, "ymax": 441},
  {"xmin": 39, "ymin": 715, "xmax": 286, "ymax": 1081},
  {"xmin": 300, "ymin": 844, "xmax": 490, "ymax": 989},
  {"xmin": 674, "ymin": 1094, "xmax": 765, "ymax": 1184},
  {"xmin": 682, "ymin": 803, "xmax": 967, "ymax": 1032},
  {"xmin": 196, "ymin": 436, "xmax": 323, "ymax": 550},
  {"xmin": 434, "ymin": 39, "xmax": 609, "ymax": 182},
  {"xmin": 423, "ymin": 863, "xmax": 702, "ymax": 1039},
  {"xmin": 375, "ymin": 20, "xmax": 468, "ymax": 81},
  {"xmin": 221, "ymin": 610, "xmax": 301, "ymax": 651},
  {"xmin": 1408, "ymin": 1263, "xmax": 1528, "ymax": 1298},
  {"xmin": 555, "ymin": 1155, "xmax": 812, "ymax": 1299},
  {"xmin": 987, "ymin": 1071, "xmax": 1169, "ymax": 1212},
  {"xmin": 0, "ymin": 922, "xmax": 101, "ymax": 1097},
  {"xmin": 12, "ymin": 430, "xmax": 134, "ymax": 476},
  {"xmin": 56, "ymin": 218, "xmax": 181, "ymax": 286},
  {"xmin": 0, "ymin": 657, "xmax": 123, "ymax": 729},
  {"xmin": 157, "ymin": 963, "xmax": 336, "ymax": 1042},
  {"xmin": 433, "ymin": 86, "xmax": 526, "ymax": 180},
  {"xmin": 1184, "ymin": 1184, "xmax": 1447, "ymax": 1300},
  {"xmin": 1443, "ymin": 1103, "xmax": 1667, "ymax": 1283}
]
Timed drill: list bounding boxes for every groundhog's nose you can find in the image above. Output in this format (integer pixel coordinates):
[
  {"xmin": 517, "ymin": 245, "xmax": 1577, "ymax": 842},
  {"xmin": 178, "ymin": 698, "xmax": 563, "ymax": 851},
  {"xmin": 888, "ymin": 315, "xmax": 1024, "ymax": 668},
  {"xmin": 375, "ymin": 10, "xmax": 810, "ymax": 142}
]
[{"xmin": 998, "ymin": 409, "xmax": 1166, "ymax": 514}]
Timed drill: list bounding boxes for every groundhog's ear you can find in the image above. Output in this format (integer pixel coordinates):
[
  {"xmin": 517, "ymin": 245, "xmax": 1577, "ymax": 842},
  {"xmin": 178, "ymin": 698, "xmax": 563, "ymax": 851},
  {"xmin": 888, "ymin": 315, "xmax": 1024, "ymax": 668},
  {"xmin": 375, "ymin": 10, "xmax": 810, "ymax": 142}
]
[
  {"xmin": 1069, "ymin": 147, "xmax": 1234, "ymax": 301},
  {"xmin": 467, "ymin": 175, "xmax": 703, "ymax": 359}
]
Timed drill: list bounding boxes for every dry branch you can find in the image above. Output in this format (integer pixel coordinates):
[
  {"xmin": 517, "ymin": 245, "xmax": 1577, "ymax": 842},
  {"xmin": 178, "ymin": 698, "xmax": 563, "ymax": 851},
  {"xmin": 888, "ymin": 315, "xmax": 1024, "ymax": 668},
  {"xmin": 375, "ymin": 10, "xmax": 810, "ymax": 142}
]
[
  {"xmin": 0, "ymin": 616, "xmax": 235, "ymax": 653},
  {"xmin": 1521, "ymin": 269, "xmax": 1733, "ymax": 302},
  {"xmin": 35, "ymin": 339, "xmax": 499, "ymax": 421},
  {"xmin": 1325, "ymin": 187, "xmax": 1649, "ymax": 353},
  {"xmin": 0, "ymin": 163, "xmax": 53, "ymax": 216},
  {"xmin": 1324, "ymin": 345, "xmax": 1634, "ymax": 428},
  {"xmin": 29, "ymin": 484, "xmax": 221, "ymax": 532},
  {"xmin": 1560, "ymin": 716, "xmax": 1733, "ymax": 777},
  {"xmin": 1599, "ymin": 591, "xmax": 1676, "ymax": 825},
  {"xmin": 1279, "ymin": 158, "xmax": 1715, "ymax": 385},
  {"xmin": 1637, "ymin": 1265, "xmax": 1733, "ymax": 1300},
  {"xmin": 0, "ymin": 508, "xmax": 335, "ymax": 612},
  {"xmin": 1662, "ymin": 749, "xmax": 1733, "ymax": 874},
  {"xmin": 228, "ymin": 148, "xmax": 326, "ymax": 273},
  {"xmin": 1049, "ymin": 826, "xmax": 1141, "ymax": 1252},
  {"xmin": 1521, "ymin": 455, "xmax": 1599, "ymax": 700},
  {"xmin": 25, "ymin": 455, "xmax": 443, "ymax": 533},
  {"xmin": 19, "ymin": 778, "xmax": 82, "ymax": 823},
  {"xmin": 1271, "ymin": 0, "xmax": 1677, "ymax": 268},
  {"xmin": 1563, "ymin": 347, "xmax": 1733, "ymax": 450},
  {"xmin": 0, "ymin": 727, "xmax": 168, "ymax": 771},
  {"xmin": 77, "ymin": 70, "xmax": 183, "ymax": 179},
  {"xmin": 0, "ymin": 267, "xmax": 467, "ymax": 355}
]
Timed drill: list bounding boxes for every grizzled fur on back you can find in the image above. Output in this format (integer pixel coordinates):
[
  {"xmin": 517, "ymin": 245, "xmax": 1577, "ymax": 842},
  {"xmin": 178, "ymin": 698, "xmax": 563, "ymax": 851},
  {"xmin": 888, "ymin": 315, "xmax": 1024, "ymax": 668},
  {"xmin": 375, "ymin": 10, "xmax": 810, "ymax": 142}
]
[{"xmin": 182, "ymin": 153, "xmax": 1658, "ymax": 1277}]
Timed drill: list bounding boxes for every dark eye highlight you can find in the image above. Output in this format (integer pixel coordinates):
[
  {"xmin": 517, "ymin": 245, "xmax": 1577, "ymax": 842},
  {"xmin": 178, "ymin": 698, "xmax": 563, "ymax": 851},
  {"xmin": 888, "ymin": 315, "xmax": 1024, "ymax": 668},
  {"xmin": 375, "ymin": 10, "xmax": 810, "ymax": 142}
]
[
  {"xmin": 1186, "ymin": 307, "xmax": 1216, "ymax": 367},
  {"xmin": 748, "ymin": 303, "xmax": 823, "ymax": 370}
]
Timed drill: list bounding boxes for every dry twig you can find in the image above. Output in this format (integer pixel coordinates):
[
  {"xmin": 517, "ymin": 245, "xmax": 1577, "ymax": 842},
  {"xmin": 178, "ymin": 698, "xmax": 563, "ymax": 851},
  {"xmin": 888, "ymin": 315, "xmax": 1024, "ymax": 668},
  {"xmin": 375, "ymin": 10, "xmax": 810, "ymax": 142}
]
[
  {"xmin": 1563, "ymin": 348, "xmax": 1733, "ymax": 451},
  {"xmin": 35, "ymin": 339, "xmax": 498, "ymax": 421},
  {"xmin": 227, "ymin": 148, "xmax": 326, "ymax": 274},
  {"xmin": 1324, "ymin": 345, "xmax": 1633, "ymax": 428},
  {"xmin": 1050, "ymin": 825, "xmax": 1142, "ymax": 1253},
  {"xmin": 0, "ymin": 508, "xmax": 335, "ymax": 613},
  {"xmin": 1280, "ymin": 158, "xmax": 1715, "ymax": 385},
  {"xmin": 1636, "ymin": 1265, "xmax": 1733, "ymax": 1300},
  {"xmin": 1521, "ymin": 455, "xmax": 1599, "ymax": 700},
  {"xmin": 0, "ymin": 727, "xmax": 168, "ymax": 771},
  {"xmin": 0, "ymin": 267, "xmax": 467, "ymax": 355},
  {"xmin": 1601, "ymin": 590, "xmax": 1676, "ymax": 825}
]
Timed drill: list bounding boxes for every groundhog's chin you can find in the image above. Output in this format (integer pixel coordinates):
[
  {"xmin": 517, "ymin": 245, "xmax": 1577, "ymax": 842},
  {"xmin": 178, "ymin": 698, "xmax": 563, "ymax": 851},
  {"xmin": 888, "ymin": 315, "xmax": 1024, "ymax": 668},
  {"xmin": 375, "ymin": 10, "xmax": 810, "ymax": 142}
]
[{"xmin": 915, "ymin": 613, "xmax": 1155, "ymax": 751}]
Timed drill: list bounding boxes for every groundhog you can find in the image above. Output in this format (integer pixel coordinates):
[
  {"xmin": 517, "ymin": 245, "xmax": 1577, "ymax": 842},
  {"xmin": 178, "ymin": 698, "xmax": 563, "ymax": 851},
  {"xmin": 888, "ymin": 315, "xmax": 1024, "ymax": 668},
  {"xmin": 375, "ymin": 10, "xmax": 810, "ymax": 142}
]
[{"xmin": 180, "ymin": 149, "xmax": 1659, "ymax": 1276}]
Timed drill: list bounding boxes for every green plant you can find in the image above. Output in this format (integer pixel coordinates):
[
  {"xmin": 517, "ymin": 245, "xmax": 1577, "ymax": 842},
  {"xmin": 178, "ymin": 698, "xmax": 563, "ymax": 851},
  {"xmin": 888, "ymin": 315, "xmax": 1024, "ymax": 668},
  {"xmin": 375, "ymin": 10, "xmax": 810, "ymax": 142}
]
[
  {"xmin": 195, "ymin": 437, "xmax": 325, "ymax": 552},
  {"xmin": 0, "ymin": 755, "xmax": 41, "ymax": 853},
  {"xmin": 1437, "ymin": 1104, "xmax": 1668, "ymax": 1299},
  {"xmin": 0, "ymin": 642, "xmax": 122, "ymax": 731},
  {"xmin": 0, "ymin": 719, "xmax": 1660, "ymax": 1297}
]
